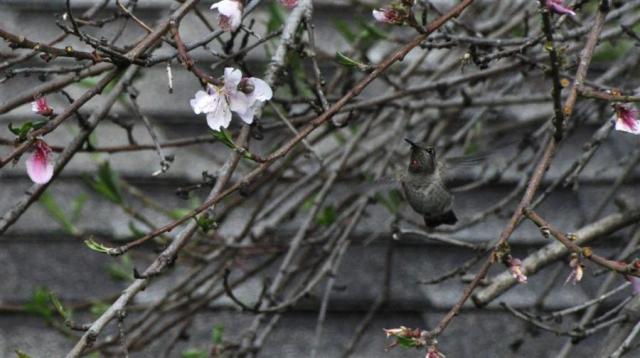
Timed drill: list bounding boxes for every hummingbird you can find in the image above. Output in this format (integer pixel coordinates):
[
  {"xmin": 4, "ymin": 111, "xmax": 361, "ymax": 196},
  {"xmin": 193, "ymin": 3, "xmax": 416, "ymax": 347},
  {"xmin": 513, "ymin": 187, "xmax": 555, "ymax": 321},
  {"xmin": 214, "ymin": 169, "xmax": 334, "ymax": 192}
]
[{"xmin": 400, "ymin": 138, "xmax": 458, "ymax": 228}]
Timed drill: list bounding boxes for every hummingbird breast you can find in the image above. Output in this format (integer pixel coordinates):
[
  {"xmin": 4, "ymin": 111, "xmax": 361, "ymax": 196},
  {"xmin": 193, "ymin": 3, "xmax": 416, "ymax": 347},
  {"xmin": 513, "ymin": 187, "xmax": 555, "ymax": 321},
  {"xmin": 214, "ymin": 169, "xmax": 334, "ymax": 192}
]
[{"xmin": 402, "ymin": 176, "xmax": 453, "ymax": 217}]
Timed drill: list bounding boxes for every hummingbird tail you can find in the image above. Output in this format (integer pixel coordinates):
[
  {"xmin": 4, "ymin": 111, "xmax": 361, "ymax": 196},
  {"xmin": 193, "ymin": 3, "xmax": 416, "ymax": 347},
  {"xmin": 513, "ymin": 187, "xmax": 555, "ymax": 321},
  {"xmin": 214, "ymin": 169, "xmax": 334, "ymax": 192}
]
[{"xmin": 423, "ymin": 210, "xmax": 458, "ymax": 228}]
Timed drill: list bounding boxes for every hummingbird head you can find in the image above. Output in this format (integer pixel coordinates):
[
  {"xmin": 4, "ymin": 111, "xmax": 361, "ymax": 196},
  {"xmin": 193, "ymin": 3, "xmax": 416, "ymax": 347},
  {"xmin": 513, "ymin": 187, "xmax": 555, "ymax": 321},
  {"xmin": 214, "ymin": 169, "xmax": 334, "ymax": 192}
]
[{"xmin": 405, "ymin": 138, "xmax": 436, "ymax": 174}]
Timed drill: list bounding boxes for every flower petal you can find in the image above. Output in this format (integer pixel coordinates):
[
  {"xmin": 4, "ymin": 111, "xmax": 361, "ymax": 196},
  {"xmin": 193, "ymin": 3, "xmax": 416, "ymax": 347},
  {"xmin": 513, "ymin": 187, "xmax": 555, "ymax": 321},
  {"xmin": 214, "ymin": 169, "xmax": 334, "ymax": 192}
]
[
  {"xmin": 211, "ymin": 0, "xmax": 242, "ymax": 31},
  {"xmin": 372, "ymin": 9, "xmax": 388, "ymax": 23},
  {"xmin": 546, "ymin": 0, "xmax": 576, "ymax": 16},
  {"xmin": 26, "ymin": 145, "xmax": 54, "ymax": 184},
  {"xmin": 236, "ymin": 106, "xmax": 256, "ymax": 125},
  {"xmin": 630, "ymin": 277, "xmax": 640, "ymax": 295},
  {"xmin": 246, "ymin": 78, "xmax": 273, "ymax": 103},
  {"xmin": 224, "ymin": 67, "xmax": 243, "ymax": 91},
  {"xmin": 614, "ymin": 105, "xmax": 640, "ymax": 135},
  {"xmin": 615, "ymin": 118, "xmax": 640, "ymax": 134},
  {"xmin": 190, "ymin": 90, "xmax": 216, "ymax": 114},
  {"xmin": 206, "ymin": 96, "xmax": 232, "ymax": 131},
  {"xmin": 228, "ymin": 91, "xmax": 249, "ymax": 114}
]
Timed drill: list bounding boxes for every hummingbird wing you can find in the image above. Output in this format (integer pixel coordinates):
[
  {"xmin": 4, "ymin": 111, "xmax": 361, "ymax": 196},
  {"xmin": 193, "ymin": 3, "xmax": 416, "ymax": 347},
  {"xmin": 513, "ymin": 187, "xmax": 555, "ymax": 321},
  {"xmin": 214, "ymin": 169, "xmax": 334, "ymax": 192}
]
[{"xmin": 442, "ymin": 137, "xmax": 522, "ymax": 168}]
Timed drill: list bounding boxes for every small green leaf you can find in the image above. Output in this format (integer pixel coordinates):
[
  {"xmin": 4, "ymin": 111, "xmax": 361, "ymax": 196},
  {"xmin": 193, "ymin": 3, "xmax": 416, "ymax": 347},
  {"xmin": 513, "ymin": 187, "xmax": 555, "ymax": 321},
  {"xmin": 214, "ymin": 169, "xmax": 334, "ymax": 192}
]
[
  {"xmin": 196, "ymin": 216, "xmax": 217, "ymax": 233},
  {"xmin": 395, "ymin": 335, "xmax": 419, "ymax": 348},
  {"xmin": 108, "ymin": 254, "xmax": 134, "ymax": 282},
  {"xmin": 39, "ymin": 192, "xmax": 80, "ymax": 236},
  {"xmin": 335, "ymin": 52, "xmax": 367, "ymax": 70},
  {"xmin": 211, "ymin": 128, "xmax": 235, "ymax": 149},
  {"xmin": 84, "ymin": 239, "xmax": 112, "ymax": 254},
  {"xmin": 181, "ymin": 349, "xmax": 207, "ymax": 358},
  {"xmin": 8, "ymin": 122, "xmax": 35, "ymax": 140},
  {"xmin": 128, "ymin": 221, "xmax": 146, "ymax": 239},
  {"xmin": 358, "ymin": 20, "xmax": 388, "ymax": 41},
  {"xmin": 169, "ymin": 208, "xmax": 192, "ymax": 220},
  {"xmin": 87, "ymin": 161, "xmax": 124, "ymax": 204},
  {"xmin": 266, "ymin": 2, "xmax": 286, "ymax": 33},
  {"xmin": 90, "ymin": 301, "xmax": 109, "ymax": 318},
  {"xmin": 301, "ymin": 194, "xmax": 318, "ymax": 211},
  {"xmin": 14, "ymin": 349, "xmax": 32, "ymax": 358},
  {"xmin": 49, "ymin": 291, "xmax": 70, "ymax": 320},
  {"xmin": 211, "ymin": 325, "xmax": 224, "ymax": 345},
  {"xmin": 23, "ymin": 288, "xmax": 53, "ymax": 323},
  {"xmin": 70, "ymin": 194, "xmax": 88, "ymax": 222},
  {"xmin": 334, "ymin": 20, "xmax": 357, "ymax": 43},
  {"xmin": 316, "ymin": 206, "xmax": 337, "ymax": 226}
]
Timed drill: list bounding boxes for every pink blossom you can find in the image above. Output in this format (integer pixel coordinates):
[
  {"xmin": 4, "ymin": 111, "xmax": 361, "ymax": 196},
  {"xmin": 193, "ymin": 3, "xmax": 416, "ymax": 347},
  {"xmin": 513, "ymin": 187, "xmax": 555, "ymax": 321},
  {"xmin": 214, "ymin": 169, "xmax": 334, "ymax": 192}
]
[
  {"xmin": 235, "ymin": 76, "xmax": 273, "ymax": 124},
  {"xmin": 426, "ymin": 346, "xmax": 445, "ymax": 358},
  {"xmin": 626, "ymin": 276, "xmax": 640, "ymax": 295},
  {"xmin": 372, "ymin": 8, "xmax": 403, "ymax": 24},
  {"xmin": 613, "ymin": 104, "xmax": 640, "ymax": 135},
  {"xmin": 545, "ymin": 0, "xmax": 576, "ymax": 16},
  {"xmin": 565, "ymin": 257, "xmax": 584, "ymax": 285},
  {"xmin": 32, "ymin": 96, "xmax": 53, "ymax": 116},
  {"xmin": 279, "ymin": 0, "xmax": 298, "ymax": 9},
  {"xmin": 26, "ymin": 139, "xmax": 54, "ymax": 184},
  {"xmin": 190, "ymin": 68, "xmax": 272, "ymax": 131},
  {"xmin": 211, "ymin": 0, "xmax": 243, "ymax": 32},
  {"xmin": 508, "ymin": 258, "xmax": 527, "ymax": 284}
]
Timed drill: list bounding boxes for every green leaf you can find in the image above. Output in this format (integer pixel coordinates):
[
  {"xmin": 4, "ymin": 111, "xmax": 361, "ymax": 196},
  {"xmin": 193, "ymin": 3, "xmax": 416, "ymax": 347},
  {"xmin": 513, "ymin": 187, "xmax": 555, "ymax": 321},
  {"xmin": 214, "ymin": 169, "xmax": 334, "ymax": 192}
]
[
  {"xmin": 128, "ymin": 221, "xmax": 146, "ymax": 239},
  {"xmin": 335, "ymin": 52, "xmax": 367, "ymax": 70},
  {"xmin": 358, "ymin": 20, "xmax": 388, "ymax": 41},
  {"xmin": 169, "ymin": 208, "xmax": 191, "ymax": 220},
  {"xmin": 301, "ymin": 194, "xmax": 317, "ymax": 211},
  {"xmin": 211, "ymin": 325, "xmax": 224, "ymax": 345},
  {"xmin": 316, "ymin": 206, "xmax": 337, "ymax": 226},
  {"xmin": 395, "ymin": 335, "xmax": 419, "ymax": 348},
  {"xmin": 87, "ymin": 161, "xmax": 124, "ymax": 204},
  {"xmin": 181, "ymin": 349, "xmax": 207, "ymax": 358},
  {"xmin": 8, "ymin": 122, "xmax": 33, "ymax": 140},
  {"xmin": 84, "ymin": 238, "xmax": 112, "ymax": 254},
  {"xmin": 211, "ymin": 128, "xmax": 235, "ymax": 149},
  {"xmin": 266, "ymin": 2, "xmax": 286, "ymax": 33},
  {"xmin": 23, "ymin": 288, "xmax": 53, "ymax": 323},
  {"xmin": 90, "ymin": 301, "xmax": 108, "ymax": 318},
  {"xmin": 334, "ymin": 20, "xmax": 357, "ymax": 43},
  {"xmin": 70, "ymin": 194, "xmax": 88, "ymax": 223},
  {"xmin": 32, "ymin": 120, "xmax": 48, "ymax": 130},
  {"xmin": 49, "ymin": 291, "xmax": 70, "ymax": 320},
  {"xmin": 14, "ymin": 350, "xmax": 32, "ymax": 358},
  {"xmin": 196, "ymin": 216, "xmax": 217, "ymax": 233},
  {"xmin": 39, "ymin": 192, "xmax": 80, "ymax": 236},
  {"xmin": 108, "ymin": 254, "xmax": 134, "ymax": 282}
]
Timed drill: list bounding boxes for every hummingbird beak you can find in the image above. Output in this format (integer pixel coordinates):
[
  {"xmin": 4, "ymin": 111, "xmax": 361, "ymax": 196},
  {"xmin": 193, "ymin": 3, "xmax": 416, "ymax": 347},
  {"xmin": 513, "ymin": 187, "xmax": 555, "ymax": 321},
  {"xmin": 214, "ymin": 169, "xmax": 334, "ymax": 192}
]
[{"xmin": 404, "ymin": 138, "xmax": 419, "ymax": 148}]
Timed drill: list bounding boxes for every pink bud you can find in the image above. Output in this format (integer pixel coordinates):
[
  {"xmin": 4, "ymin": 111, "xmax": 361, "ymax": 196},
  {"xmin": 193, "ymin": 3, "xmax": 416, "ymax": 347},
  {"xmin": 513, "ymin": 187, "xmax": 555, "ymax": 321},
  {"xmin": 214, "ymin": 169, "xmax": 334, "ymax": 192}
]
[
  {"xmin": 32, "ymin": 97, "xmax": 53, "ymax": 116},
  {"xmin": 626, "ymin": 276, "xmax": 640, "ymax": 295},
  {"xmin": 372, "ymin": 8, "xmax": 403, "ymax": 24},
  {"xmin": 26, "ymin": 139, "xmax": 54, "ymax": 184},
  {"xmin": 508, "ymin": 258, "xmax": 527, "ymax": 284},
  {"xmin": 545, "ymin": 0, "xmax": 576, "ymax": 16},
  {"xmin": 279, "ymin": 0, "xmax": 298, "ymax": 8},
  {"xmin": 613, "ymin": 104, "xmax": 640, "ymax": 135}
]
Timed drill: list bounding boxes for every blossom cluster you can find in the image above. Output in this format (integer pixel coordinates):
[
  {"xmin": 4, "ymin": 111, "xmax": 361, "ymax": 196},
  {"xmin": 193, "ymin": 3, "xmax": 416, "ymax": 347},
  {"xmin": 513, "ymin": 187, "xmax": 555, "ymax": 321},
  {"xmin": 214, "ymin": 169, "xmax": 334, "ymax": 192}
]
[
  {"xmin": 190, "ymin": 68, "xmax": 272, "ymax": 131},
  {"xmin": 210, "ymin": 0, "xmax": 298, "ymax": 32}
]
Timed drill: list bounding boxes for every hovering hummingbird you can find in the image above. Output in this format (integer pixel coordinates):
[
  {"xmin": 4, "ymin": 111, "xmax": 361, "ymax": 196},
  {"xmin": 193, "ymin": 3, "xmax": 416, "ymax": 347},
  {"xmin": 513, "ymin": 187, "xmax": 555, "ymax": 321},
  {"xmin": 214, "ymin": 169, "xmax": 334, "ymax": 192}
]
[{"xmin": 401, "ymin": 138, "xmax": 458, "ymax": 228}]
